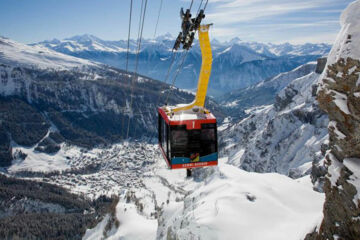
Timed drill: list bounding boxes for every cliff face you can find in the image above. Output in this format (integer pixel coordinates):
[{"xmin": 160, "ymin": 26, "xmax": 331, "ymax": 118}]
[{"xmin": 306, "ymin": 1, "xmax": 360, "ymax": 239}]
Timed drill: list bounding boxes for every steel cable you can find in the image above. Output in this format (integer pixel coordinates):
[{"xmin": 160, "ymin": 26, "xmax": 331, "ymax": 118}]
[{"xmin": 126, "ymin": 0, "xmax": 148, "ymax": 139}]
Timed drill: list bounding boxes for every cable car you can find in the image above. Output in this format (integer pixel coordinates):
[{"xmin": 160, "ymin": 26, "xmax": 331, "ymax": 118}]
[
  {"xmin": 158, "ymin": 22, "xmax": 218, "ymax": 171},
  {"xmin": 158, "ymin": 106, "xmax": 218, "ymax": 169}
]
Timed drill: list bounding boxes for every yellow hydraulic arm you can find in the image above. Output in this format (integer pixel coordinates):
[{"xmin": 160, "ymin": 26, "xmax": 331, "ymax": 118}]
[{"xmin": 172, "ymin": 24, "xmax": 213, "ymax": 113}]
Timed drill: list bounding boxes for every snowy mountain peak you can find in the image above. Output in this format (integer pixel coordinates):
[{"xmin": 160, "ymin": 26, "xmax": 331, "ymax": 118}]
[
  {"xmin": 228, "ymin": 37, "xmax": 242, "ymax": 44},
  {"xmin": 155, "ymin": 32, "xmax": 173, "ymax": 41},
  {"xmin": 65, "ymin": 34, "xmax": 103, "ymax": 43}
]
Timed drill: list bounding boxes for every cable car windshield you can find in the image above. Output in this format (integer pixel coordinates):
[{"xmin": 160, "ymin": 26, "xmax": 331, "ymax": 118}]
[{"xmin": 171, "ymin": 128, "xmax": 188, "ymax": 157}]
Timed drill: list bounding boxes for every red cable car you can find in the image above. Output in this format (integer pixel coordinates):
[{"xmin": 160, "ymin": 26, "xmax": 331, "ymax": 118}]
[{"xmin": 158, "ymin": 107, "xmax": 218, "ymax": 170}]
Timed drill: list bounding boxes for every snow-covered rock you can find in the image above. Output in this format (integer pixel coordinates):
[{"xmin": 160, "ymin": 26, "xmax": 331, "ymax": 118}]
[
  {"xmin": 220, "ymin": 67, "xmax": 328, "ymax": 177},
  {"xmin": 220, "ymin": 61, "xmax": 317, "ymax": 120},
  {"xmin": 306, "ymin": 1, "xmax": 360, "ymax": 239}
]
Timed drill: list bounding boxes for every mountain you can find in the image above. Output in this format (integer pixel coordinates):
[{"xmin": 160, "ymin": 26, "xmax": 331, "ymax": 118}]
[
  {"xmin": 32, "ymin": 34, "xmax": 331, "ymax": 96},
  {"xmin": 0, "ymin": 36, "xmax": 225, "ymax": 167},
  {"xmin": 219, "ymin": 58, "xmax": 329, "ymax": 178},
  {"xmin": 0, "ymin": 35, "xmax": 97, "ymax": 70},
  {"xmin": 220, "ymin": 61, "xmax": 318, "ymax": 121},
  {"xmin": 306, "ymin": 1, "xmax": 360, "ymax": 238},
  {"xmin": 0, "ymin": 35, "xmax": 327, "ymax": 239}
]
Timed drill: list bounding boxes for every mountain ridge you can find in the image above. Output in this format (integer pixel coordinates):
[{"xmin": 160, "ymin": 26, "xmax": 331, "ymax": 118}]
[{"xmin": 31, "ymin": 34, "xmax": 331, "ymax": 96}]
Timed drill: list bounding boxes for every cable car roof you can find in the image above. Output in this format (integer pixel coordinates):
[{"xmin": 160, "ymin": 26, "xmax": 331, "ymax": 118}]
[{"xmin": 158, "ymin": 106, "xmax": 216, "ymax": 130}]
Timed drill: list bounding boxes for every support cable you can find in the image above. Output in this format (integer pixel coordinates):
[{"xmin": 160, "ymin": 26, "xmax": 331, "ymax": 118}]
[
  {"xmin": 126, "ymin": 0, "xmax": 133, "ymax": 72},
  {"xmin": 122, "ymin": 0, "xmax": 133, "ymax": 138},
  {"xmin": 149, "ymin": 0, "xmax": 206, "ymax": 141},
  {"xmin": 203, "ymin": 0, "xmax": 209, "ymax": 11},
  {"xmin": 153, "ymin": 0, "xmax": 163, "ymax": 38},
  {"xmin": 197, "ymin": 0, "xmax": 204, "ymax": 14},
  {"xmin": 189, "ymin": 0, "xmax": 194, "ymax": 10},
  {"xmin": 126, "ymin": 0, "xmax": 148, "ymax": 139},
  {"xmin": 165, "ymin": 50, "xmax": 189, "ymax": 104},
  {"xmin": 155, "ymin": 0, "xmax": 196, "ymax": 109}
]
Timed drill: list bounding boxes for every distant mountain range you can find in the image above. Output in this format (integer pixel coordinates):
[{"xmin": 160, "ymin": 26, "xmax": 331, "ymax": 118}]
[{"xmin": 32, "ymin": 34, "xmax": 331, "ymax": 96}]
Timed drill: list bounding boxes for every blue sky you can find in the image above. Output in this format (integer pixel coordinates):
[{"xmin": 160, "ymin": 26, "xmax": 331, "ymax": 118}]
[{"xmin": 0, "ymin": 0, "xmax": 353, "ymax": 44}]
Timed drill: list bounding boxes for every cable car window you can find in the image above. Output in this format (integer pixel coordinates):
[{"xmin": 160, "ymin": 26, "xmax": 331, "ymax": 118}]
[
  {"xmin": 188, "ymin": 130, "xmax": 201, "ymax": 153},
  {"xmin": 201, "ymin": 128, "xmax": 216, "ymax": 142},
  {"xmin": 167, "ymin": 124, "xmax": 171, "ymax": 160},
  {"xmin": 201, "ymin": 124, "xmax": 217, "ymax": 156},
  {"xmin": 162, "ymin": 118, "xmax": 167, "ymax": 157},
  {"xmin": 158, "ymin": 114, "xmax": 163, "ymax": 147},
  {"xmin": 171, "ymin": 130, "xmax": 188, "ymax": 150}
]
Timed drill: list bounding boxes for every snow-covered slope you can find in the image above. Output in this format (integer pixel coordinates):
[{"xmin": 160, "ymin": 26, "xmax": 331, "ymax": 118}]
[
  {"xmin": 220, "ymin": 67, "xmax": 329, "ymax": 177},
  {"xmin": 157, "ymin": 159, "xmax": 324, "ymax": 240},
  {"xmin": 259, "ymin": 61, "xmax": 317, "ymax": 90},
  {"xmin": 0, "ymin": 36, "xmax": 97, "ymax": 70},
  {"xmin": 37, "ymin": 34, "xmax": 131, "ymax": 53},
  {"xmin": 220, "ymin": 61, "xmax": 317, "ymax": 120},
  {"xmin": 78, "ymin": 153, "xmax": 324, "ymax": 240}
]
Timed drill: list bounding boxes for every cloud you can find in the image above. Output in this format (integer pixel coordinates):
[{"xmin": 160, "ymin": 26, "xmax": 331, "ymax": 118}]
[
  {"xmin": 206, "ymin": 0, "xmax": 336, "ymax": 25},
  {"xmin": 201, "ymin": 0, "xmax": 350, "ymax": 43},
  {"xmin": 284, "ymin": 32, "xmax": 338, "ymax": 44}
]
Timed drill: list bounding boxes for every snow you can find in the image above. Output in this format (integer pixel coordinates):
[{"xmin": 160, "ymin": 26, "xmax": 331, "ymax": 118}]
[
  {"xmin": 8, "ymin": 134, "xmax": 100, "ymax": 173},
  {"xmin": 39, "ymin": 141, "xmax": 323, "ymax": 240},
  {"xmin": 257, "ymin": 62, "xmax": 317, "ymax": 91},
  {"xmin": 353, "ymin": 92, "xmax": 360, "ymax": 97},
  {"xmin": 221, "ymin": 70, "xmax": 328, "ymax": 176},
  {"xmin": 343, "ymin": 158, "xmax": 360, "ymax": 207},
  {"xmin": 348, "ymin": 66, "xmax": 357, "ymax": 75},
  {"xmin": 83, "ymin": 215, "xmax": 110, "ymax": 240},
  {"xmin": 327, "ymin": 153, "xmax": 343, "ymax": 187},
  {"xmin": 106, "ymin": 199, "xmax": 157, "ymax": 240},
  {"xmin": 0, "ymin": 36, "xmax": 97, "ymax": 70},
  {"xmin": 244, "ymin": 105, "xmax": 272, "ymax": 115},
  {"xmin": 163, "ymin": 106, "xmax": 215, "ymax": 121},
  {"xmin": 159, "ymin": 158, "xmax": 324, "ymax": 240},
  {"xmin": 326, "ymin": 0, "xmax": 360, "ymax": 66},
  {"xmin": 328, "ymin": 121, "xmax": 346, "ymax": 139},
  {"xmin": 331, "ymin": 90, "xmax": 351, "ymax": 115},
  {"xmin": 9, "ymin": 143, "xmax": 73, "ymax": 173},
  {"xmin": 336, "ymin": 72, "xmax": 343, "ymax": 78}
]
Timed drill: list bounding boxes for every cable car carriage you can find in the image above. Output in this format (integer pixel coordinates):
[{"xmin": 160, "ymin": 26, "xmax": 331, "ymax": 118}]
[
  {"xmin": 158, "ymin": 22, "xmax": 218, "ymax": 171},
  {"xmin": 158, "ymin": 106, "xmax": 218, "ymax": 169}
]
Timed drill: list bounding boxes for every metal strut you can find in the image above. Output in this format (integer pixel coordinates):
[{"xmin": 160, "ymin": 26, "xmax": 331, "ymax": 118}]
[{"xmin": 171, "ymin": 24, "xmax": 213, "ymax": 113}]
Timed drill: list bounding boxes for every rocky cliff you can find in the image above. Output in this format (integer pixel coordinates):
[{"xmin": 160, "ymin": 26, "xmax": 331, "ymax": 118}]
[{"xmin": 305, "ymin": 1, "xmax": 360, "ymax": 239}]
